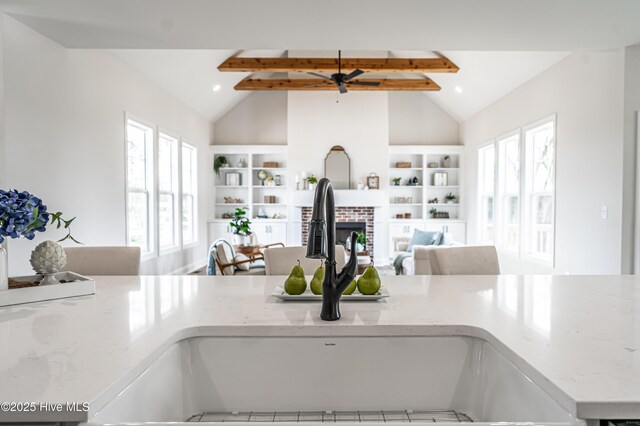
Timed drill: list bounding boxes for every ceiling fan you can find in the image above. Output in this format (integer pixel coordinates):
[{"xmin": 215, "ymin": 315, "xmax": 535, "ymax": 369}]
[{"xmin": 306, "ymin": 50, "xmax": 380, "ymax": 94}]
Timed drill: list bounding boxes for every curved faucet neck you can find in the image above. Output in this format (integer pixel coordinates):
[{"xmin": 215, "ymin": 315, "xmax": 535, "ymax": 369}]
[{"xmin": 311, "ymin": 178, "xmax": 336, "ymax": 264}]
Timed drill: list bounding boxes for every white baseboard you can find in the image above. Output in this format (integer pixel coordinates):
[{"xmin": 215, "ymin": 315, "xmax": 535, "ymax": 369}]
[{"xmin": 168, "ymin": 258, "xmax": 208, "ymax": 275}]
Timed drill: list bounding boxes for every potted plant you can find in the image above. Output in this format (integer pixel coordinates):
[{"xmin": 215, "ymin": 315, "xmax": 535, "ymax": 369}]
[
  {"xmin": 429, "ymin": 207, "xmax": 437, "ymax": 218},
  {"xmin": 229, "ymin": 207, "xmax": 252, "ymax": 246},
  {"xmin": 214, "ymin": 155, "xmax": 228, "ymax": 178},
  {"xmin": 307, "ymin": 175, "xmax": 318, "ymax": 191},
  {"xmin": 356, "ymin": 232, "xmax": 367, "ymax": 252},
  {"xmin": 392, "ymin": 177, "xmax": 401, "ymax": 186},
  {"xmin": 445, "ymin": 193, "xmax": 457, "ymax": 204}
]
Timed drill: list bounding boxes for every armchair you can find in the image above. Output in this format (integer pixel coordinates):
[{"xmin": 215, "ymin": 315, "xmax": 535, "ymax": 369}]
[{"xmin": 207, "ymin": 239, "xmax": 266, "ymax": 276}]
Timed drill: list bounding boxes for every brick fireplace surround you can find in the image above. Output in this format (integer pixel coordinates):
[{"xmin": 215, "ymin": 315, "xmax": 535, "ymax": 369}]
[{"xmin": 301, "ymin": 207, "xmax": 375, "ymax": 257}]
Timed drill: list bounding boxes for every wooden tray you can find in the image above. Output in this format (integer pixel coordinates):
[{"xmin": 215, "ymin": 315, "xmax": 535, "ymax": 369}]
[{"xmin": 0, "ymin": 272, "xmax": 95, "ymax": 307}]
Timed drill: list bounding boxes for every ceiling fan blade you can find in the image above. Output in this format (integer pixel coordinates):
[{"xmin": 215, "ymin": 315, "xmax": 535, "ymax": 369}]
[
  {"xmin": 338, "ymin": 83, "xmax": 348, "ymax": 94},
  {"xmin": 307, "ymin": 72, "xmax": 334, "ymax": 82},
  {"xmin": 344, "ymin": 69, "xmax": 365, "ymax": 81},
  {"xmin": 347, "ymin": 81, "xmax": 381, "ymax": 86}
]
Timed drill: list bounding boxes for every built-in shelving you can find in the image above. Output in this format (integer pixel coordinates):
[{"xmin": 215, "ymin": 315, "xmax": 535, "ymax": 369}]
[{"xmin": 388, "ymin": 146, "xmax": 466, "ymax": 249}]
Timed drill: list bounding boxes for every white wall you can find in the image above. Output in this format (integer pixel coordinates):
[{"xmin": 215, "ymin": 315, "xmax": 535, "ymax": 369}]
[
  {"xmin": 2, "ymin": 15, "xmax": 212, "ymax": 275},
  {"xmin": 288, "ymin": 92, "xmax": 390, "ymax": 189},
  {"xmin": 462, "ymin": 51, "xmax": 625, "ymax": 274},
  {"xmin": 389, "ymin": 92, "xmax": 460, "ymax": 145},
  {"xmin": 623, "ymin": 46, "xmax": 640, "ymax": 273},
  {"xmin": 213, "ymin": 92, "xmax": 287, "ymax": 145},
  {"xmin": 0, "ymin": 15, "xmax": 5, "ymax": 189},
  {"xmin": 215, "ymin": 90, "xmax": 461, "ymax": 148}
]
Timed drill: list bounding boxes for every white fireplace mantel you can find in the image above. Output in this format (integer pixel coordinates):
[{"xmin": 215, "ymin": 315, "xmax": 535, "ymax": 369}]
[{"xmin": 291, "ymin": 189, "xmax": 386, "ymax": 207}]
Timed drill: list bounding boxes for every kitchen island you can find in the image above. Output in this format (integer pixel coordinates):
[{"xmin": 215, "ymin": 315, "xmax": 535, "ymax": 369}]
[{"xmin": 0, "ymin": 274, "xmax": 639, "ymax": 424}]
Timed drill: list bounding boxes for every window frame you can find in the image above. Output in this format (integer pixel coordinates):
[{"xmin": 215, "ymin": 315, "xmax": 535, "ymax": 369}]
[
  {"xmin": 124, "ymin": 114, "xmax": 156, "ymax": 260},
  {"xmin": 522, "ymin": 115, "xmax": 557, "ymax": 266},
  {"xmin": 477, "ymin": 140, "xmax": 497, "ymax": 244},
  {"xmin": 181, "ymin": 141, "xmax": 198, "ymax": 247},
  {"xmin": 477, "ymin": 115, "xmax": 556, "ymax": 268},
  {"xmin": 157, "ymin": 129, "xmax": 182, "ymax": 254},
  {"xmin": 496, "ymin": 130, "xmax": 522, "ymax": 254}
]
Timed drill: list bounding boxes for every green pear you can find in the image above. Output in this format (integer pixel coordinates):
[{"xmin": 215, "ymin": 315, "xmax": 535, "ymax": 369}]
[
  {"xmin": 310, "ymin": 262, "xmax": 325, "ymax": 295},
  {"xmin": 343, "ymin": 279, "xmax": 357, "ymax": 295},
  {"xmin": 357, "ymin": 264, "xmax": 381, "ymax": 295},
  {"xmin": 284, "ymin": 260, "xmax": 307, "ymax": 295}
]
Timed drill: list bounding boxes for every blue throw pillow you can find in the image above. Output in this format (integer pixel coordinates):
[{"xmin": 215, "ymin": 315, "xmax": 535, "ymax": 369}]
[{"xmin": 406, "ymin": 229, "xmax": 442, "ymax": 252}]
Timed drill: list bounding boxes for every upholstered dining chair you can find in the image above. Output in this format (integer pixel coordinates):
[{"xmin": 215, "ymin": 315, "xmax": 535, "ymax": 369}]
[
  {"xmin": 206, "ymin": 239, "xmax": 266, "ymax": 276},
  {"xmin": 263, "ymin": 245, "xmax": 346, "ymax": 275},
  {"xmin": 64, "ymin": 246, "xmax": 141, "ymax": 276},
  {"xmin": 428, "ymin": 245, "xmax": 501, "ymax": 275}
]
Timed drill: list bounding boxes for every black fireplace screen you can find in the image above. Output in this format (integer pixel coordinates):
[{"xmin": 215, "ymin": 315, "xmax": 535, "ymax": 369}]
[{"xmin": 335, "ymin": 222, "xmax": 366, "ymax": 248}]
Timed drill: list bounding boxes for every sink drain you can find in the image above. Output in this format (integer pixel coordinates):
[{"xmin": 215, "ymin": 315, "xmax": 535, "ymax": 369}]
[{"xmin": 186, "ymin": 410, "xmax": 473, "ymax": 423}]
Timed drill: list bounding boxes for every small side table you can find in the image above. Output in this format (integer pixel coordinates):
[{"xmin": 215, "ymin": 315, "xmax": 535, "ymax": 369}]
[{"xmin": 234, "ymin": 245, "xmax": 262, "ymax": 260}]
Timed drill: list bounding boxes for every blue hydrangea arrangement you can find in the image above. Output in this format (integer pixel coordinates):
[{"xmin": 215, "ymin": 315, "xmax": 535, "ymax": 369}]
[{"xmin": 0, "ymin": 189, "xmax": 79, "ymax": 244}]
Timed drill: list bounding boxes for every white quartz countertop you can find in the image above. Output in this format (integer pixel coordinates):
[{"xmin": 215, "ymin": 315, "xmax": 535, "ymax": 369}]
[{"xmin": 0, "ymin": 274, "xmax": 639, "ymax": 422}]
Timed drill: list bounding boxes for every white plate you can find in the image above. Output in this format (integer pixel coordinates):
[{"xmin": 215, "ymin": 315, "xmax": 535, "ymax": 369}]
[{"xmin": 272, "ymin": 286, "xmax": 389, "ymax": 301}]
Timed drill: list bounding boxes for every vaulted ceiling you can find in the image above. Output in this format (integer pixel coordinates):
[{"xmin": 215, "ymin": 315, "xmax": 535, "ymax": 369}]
[
  {"xmin": 112, "ymin": 50, "xmax": 568, "ymax": 123},
  {"xmin": 3, "ymin": 0, "xmax": 636, "ymax": 122}
]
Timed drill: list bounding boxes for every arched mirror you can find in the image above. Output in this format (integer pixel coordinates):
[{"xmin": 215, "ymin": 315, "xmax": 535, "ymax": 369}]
[{"xmin": 324, "ymin": 146, "xmax": 351, "ymax": 189}]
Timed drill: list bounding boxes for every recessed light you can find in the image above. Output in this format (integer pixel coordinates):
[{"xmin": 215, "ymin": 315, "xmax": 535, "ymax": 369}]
[
  {"xmin": 454, "ymin": 86, "xmax": 463, "ymax": 94},
  {"xmin": 212, "ymin": 84, "xmax": 221, "ymax": 92}
]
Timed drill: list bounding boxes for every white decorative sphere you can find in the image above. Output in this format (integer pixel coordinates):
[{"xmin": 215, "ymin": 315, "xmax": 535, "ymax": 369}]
[{"xmin": 30, "ymin": 240, "xmax": 67, "ymax": 274}]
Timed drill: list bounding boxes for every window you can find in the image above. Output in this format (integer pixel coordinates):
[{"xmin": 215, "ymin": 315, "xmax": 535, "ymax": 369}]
[
  {"xmin": 158, "ymin": 132, "xmax": 180, "ymax": 251},
  {"xmin": 497, "ymin": 133, "xmax": 520, "ymax": 252},
  {"xmin": 524, "ymin": 120, "xmax": 555, "ymax": 260},
  {"xmin": 182, "ymin": 143, "xmax": 198, "ymax": 244},
  {"xmin": 478, "ymin": 144, "xmax": 495, "ymax": 243},
  {"xmin": 126, "ymin": 119, "xmax": 154, "ymax": 254},
  {"xmin": 477, "ymin": 116, "xmax": 555, "ymax": 265}
]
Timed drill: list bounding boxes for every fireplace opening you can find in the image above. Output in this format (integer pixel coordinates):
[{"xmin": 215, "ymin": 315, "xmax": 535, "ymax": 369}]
[
  {"xmin": 336, "ymin": 222, "xmax": 366, "ymax": 250},
  {"xmin": 301, "ymin": 207, "xmax": 374, "ymax": 257}
]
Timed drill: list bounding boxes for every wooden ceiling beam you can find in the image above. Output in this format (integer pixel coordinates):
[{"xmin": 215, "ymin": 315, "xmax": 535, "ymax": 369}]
[
  {"xmin": 219, "ymin": 57, "xmax": 459, "ymax": 74},
  {"xmin": 234, "ymin": 78, "xmax": 441, "ymax": 91}
]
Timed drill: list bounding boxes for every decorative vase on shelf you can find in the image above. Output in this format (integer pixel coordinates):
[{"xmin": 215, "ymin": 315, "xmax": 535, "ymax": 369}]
[
  {"xmin": 308, "ymin": 183, "xmax": 317, "ymax": 191},
  {"xmin": 30, "ymin": 240, "xmax": 67, "ymax": 285},
  {"xmin": 0, "ymin": 240, "xmax": 8, "ymax": 291}
]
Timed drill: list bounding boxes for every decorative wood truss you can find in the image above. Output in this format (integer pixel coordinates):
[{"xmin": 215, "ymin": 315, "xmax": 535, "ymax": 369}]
[{"xmin": 218, "ymin": 56, "xmax": 458, "ymax": 92}]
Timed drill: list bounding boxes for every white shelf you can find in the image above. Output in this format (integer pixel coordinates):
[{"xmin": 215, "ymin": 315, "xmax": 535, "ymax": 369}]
[
  {"xmin": 389, "ymin": 145, "xmax": 466, "ymax": 247},
  {"xmin": 212, "ymin": 146, "xmax": 290, "ymax": 247}
]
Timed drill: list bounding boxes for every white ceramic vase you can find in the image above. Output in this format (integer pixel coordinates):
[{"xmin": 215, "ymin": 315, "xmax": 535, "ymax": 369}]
[
  {"xmin": 234, "ymin": 234, "xmax": 252, "ymax": 247},
  {"xmin": 308, "ymin": 183, "xmax": 316, "ymax": 191},
  {"xmin": 0, "ymin": 240, "xmax": 8, "ymax": 291}
]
